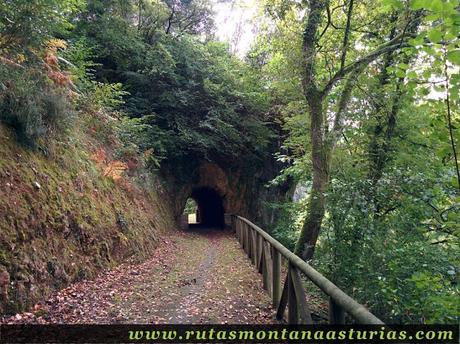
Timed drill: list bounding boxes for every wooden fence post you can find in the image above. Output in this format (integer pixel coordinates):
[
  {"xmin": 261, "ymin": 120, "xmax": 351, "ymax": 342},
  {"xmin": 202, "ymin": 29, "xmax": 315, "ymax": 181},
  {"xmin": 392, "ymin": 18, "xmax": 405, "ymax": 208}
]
[
  {"xmin": 272, "ymin": 248, "xmax": 281, "ymax": 308},
  {"xmin": 250, "ymin": 225, "xmax": 254, "ymax": 259},
  {"xmin": 329, "ymin": 297, "xmax": 345, "ymax": 324},
  {"xmin": 251, "ymin": 228, "xmax": 257, "ymax": 265},
  {"xmin": 290, "ymin": 264, "xmax": 313, "ymax": 324},
  {"xmin": 287, "ymin": 267, "xmax": 298, "ymax": 324},
  {"xmin": 244, "ymin": 223, "xmax": 249, "ymax": 255},
  {"xmin": 261, "ymin": 247, "xmax": 268, "ymax": 291},
  {"xmin": 257, "ymin": 235, "xmax": 263, "ymax": 273},
  {"xmin": 236, "ymin": 219, "xmax": 240, "ymax": 243},
  {"xmin": 263, "ymin": 242, "xmax": 273, "ymax": 295},
  {"xmin": 276, "ymin": 276, "xmax": 288, "ymax": 320}
]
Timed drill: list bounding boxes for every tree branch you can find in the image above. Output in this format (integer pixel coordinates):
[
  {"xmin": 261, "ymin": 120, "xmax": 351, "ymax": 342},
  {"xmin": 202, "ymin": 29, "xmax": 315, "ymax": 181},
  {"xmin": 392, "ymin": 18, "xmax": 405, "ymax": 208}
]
[
  {"xmin": 165, "ymin": 7, "xmax": 175, "ymax": 34},
  {"xmin": 332, "ymin": 64, "xmax": 363, "ymax": 133},
  {"xmin": 430, "ymin": 239, "xmax": 451, "ymax": 245},
  {"xmin": 319, "ymin": 5, "xmax": 332, "ymax": 40},
  {"xmin": 321, "ymin": 31, "xmax": 414, "ymax": 96},
  {"xmin": 443, "ymin": 46, "xmax": 460, "ymax": 190},
  {"xmin": 339, "ymin": 0, "xmax": 354, "ymax": 71}
]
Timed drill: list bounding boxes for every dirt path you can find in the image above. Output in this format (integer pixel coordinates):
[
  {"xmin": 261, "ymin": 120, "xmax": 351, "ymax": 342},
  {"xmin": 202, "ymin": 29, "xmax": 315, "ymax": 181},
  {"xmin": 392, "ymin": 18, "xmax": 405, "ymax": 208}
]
[{"xmin": 2, "ymin": 229, "xmax": 277, "ymax": 324}]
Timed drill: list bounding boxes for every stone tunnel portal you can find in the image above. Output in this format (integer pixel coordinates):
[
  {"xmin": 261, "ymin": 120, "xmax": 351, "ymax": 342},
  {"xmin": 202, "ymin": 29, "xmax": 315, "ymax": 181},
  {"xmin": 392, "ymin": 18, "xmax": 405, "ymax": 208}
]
[{"xmin": 190, "ymin": 187, "xmax": 225, "ymax": 228}]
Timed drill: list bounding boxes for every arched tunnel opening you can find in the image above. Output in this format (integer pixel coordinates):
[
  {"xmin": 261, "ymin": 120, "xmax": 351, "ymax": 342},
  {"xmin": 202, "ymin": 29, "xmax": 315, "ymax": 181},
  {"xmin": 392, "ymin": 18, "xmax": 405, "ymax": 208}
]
[{"xmin": 185, "ymin": 187, "xmax": 225, "ymax": 228}]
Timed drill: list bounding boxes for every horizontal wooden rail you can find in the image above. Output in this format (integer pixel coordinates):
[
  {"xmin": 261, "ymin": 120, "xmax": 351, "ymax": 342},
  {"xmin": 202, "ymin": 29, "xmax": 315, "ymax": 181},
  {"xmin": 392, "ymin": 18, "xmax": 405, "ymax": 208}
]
[{"xmin": 231, "ymin": 214, "xmax": 383, "ymax": 325}]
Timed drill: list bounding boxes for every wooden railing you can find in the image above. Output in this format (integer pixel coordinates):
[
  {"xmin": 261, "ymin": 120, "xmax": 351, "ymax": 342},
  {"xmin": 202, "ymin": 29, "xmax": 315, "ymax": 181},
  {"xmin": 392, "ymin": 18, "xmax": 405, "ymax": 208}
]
[{"xmin": 231, "ymin": 215, "xmax": 384, "ymax": 325}]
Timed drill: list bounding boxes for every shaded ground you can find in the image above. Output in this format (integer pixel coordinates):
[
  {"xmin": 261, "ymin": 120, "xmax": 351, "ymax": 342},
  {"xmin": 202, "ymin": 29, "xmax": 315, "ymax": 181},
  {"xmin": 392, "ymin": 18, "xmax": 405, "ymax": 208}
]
[{"xmin": 2, "ymin": 229, "xmax": 277, "ymax": 324}]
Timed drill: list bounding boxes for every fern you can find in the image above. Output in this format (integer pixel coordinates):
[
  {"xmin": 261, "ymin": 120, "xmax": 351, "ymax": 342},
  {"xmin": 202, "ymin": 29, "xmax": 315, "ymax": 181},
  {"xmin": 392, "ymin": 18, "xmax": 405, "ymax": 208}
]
[{"xmin": 103, "ymin": 161, "xmax": 128, "ymax": 181}]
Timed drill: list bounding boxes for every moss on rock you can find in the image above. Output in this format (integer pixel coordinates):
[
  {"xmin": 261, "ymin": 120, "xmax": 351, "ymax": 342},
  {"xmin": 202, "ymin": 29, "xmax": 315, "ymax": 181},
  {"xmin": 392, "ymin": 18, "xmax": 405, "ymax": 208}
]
[{"xmin": 0, "ymin": 124, "xmax": 175, "ymax": 314}]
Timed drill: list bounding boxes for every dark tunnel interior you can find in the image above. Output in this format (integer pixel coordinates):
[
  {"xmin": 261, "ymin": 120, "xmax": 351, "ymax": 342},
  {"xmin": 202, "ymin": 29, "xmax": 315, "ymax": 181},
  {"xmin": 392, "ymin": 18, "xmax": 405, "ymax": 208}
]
[{"xmin": 190, "ymin": 187, "xmax": 225, "ymax": 228}]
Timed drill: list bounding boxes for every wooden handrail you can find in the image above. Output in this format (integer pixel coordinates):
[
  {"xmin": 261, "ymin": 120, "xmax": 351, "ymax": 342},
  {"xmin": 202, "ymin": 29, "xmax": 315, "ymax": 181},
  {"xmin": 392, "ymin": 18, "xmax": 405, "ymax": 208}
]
[{"xmin": 231, "ymin": 214, "xmax": 384, "ymax": 325}]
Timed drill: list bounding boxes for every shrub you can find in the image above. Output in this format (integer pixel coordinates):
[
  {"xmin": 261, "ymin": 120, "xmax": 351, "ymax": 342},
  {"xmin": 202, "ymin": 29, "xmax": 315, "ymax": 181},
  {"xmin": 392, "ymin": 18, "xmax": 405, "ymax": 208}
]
[{"xmin": 0, "ymin": 66, "xmax": 74, "ymax": 146}]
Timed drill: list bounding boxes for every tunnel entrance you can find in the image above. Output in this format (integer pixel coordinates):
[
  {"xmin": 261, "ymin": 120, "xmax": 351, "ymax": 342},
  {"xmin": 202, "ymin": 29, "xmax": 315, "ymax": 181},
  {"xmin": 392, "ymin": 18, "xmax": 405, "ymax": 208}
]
[{"xmin": 185, "ymin": 187, "xmax": 225, "ymax": 228}]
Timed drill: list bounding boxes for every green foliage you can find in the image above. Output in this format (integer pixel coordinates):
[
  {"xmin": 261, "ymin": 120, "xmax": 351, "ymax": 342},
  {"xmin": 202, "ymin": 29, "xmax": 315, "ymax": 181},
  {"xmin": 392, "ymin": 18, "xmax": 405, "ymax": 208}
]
[
  {"xmin": 87, "ymin": 82, "xmax": 128, "ymax": 111},
  {"xmin": 260, "ymin": 0, "xmax": 460, "ymax": 324},
  {"xmin": 0, "ymin": 1, "xmax": 87, "ymax": 146},
  {"xmin": 82, "ymin": 14, "xmax": 147, "ymax": 71},
  {"xmin": 183, "ymin": 198, "xmax": 198, "ymax": 215},
  {"xmin": 71, "ymin": 5, "xmax": 274, "ymax": 169},
  {"xmin": 55, "ymin": 0, "xmax": 271, "ymax": 172},
  {"xmin": 60, "ymin": 37, "xmax": 99, "ymax": 90},
  {"xmin": 0, "ymin": 66, "xmax": 73, "ymax": 146},
  {"xmin": 0, "ymin": 0, "xmax": 85, "ymax": 56},
  {"xmin": 315, "ymin": 161, "xmax": 459, "ymax": 323},
  {"xmin": 267, "ymin": 200, "xmax": 304, "ymax": 251},
  {"xmin": 115, "ymin": 116, "xmax": 163, "ymax": 169}
]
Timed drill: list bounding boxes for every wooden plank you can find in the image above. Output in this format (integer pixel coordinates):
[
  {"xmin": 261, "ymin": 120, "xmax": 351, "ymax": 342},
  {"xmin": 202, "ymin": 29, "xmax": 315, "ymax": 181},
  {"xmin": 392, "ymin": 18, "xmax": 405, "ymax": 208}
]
[
  {"xmin": 241, "ymin": 220, "xmax": 244, "ymax": 242},
  {"xmin": 248, "ymin": 226, "xmax": 252, "ymax": 257},
  {"xmin": 258, "ymin": 240, "xmax": 265, "ymax": 274},
  {"xmin": 329, "ymin": 296, "xmax": 345, "ymax": 324},
  {"xmin": 272, "ymin": 248, "xmax": 281, "ymax": 308},
  {"xmin": 241, "ymin": 221, "xmax": 245, "ymax": 250},
  {"xmin": 236, "ymin": 220, "xmax": 240, "ymax": 243},
  {"xmin": 276, "ymin": 276, "xmax": 288, "ymax": 320},
  {"xmin": 245, "ymin": 224, "xmax": 250, "ymax": 256},
  {"xmin": 251, "ymin": 228, "xmax": 257, "ymax": 265},
  {"xmin": 261, "ymin": 247, "xmax": 268, "ymax": 291},
  {"xmin": 243, "ymin": 223, "xmax": 248, "ymax": 254},
  {"xmin": 287, "ymin": 268, "xmax": 297, "ymax": 324},
  {"xmin": 237, "ymin": 219, "xmax": 240, "ymax": 242},
  {"xmin": 289, "ymin": 264, "xmax": 313, "ymax": 324},
  {"xmin": 246, "ymin": 224, "xmax": 250, "ymax": 257},
  {"xmin": 257, "ymin": 235, "xmax": 263, "ymax": 273},
  {"xmin": 264, "ymin": 241, "xmax": 273, "ymax": 295},
  {"xmin": 247, "ymin": 226, "xmax": 252, "ymax": 259}
]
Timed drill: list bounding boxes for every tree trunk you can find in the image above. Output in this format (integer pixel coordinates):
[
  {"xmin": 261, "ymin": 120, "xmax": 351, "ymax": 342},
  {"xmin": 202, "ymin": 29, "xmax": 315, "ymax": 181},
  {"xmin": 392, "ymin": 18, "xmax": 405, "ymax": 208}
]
[
  {"xmin": 367, "ymin": 20, "xmax": 399, "ymax": 192},
  {"xmin": 367, "ymin": 14, "xmax": 421, "ymax": 212},
  {"xmin": 293, "ymin": 3, "xmax": 417, "ymax": 261},
  {"xmin": 294, "ymin": 99, "xmax": 330, "ymax": 260},
  {"xmin": 294, "ymin": 0, "xmax": 330, "ymax": 261}
]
